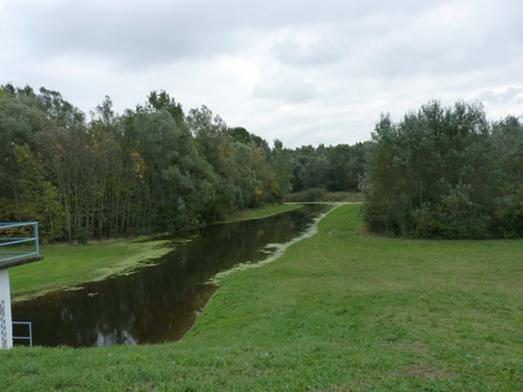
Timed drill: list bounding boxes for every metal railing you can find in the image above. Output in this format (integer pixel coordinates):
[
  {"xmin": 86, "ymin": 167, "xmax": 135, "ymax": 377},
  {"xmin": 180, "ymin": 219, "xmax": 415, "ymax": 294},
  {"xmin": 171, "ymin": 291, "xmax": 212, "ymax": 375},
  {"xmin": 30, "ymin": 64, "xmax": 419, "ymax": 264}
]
[
  {"xmin": 13, "ymin": 321, "xmax": 33, "ymax": 347},
  {"xmin": 0, "ymin": 222, "xmax": 41, "ymax": 268}
]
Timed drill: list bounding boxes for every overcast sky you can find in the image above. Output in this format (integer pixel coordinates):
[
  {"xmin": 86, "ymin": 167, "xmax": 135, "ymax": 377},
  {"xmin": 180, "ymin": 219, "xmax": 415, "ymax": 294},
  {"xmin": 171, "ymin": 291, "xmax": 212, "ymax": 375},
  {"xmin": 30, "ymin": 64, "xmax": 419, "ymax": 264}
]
[{"xmin": 1, "ymin": 0, "xmax": 522, "ymax": 147}]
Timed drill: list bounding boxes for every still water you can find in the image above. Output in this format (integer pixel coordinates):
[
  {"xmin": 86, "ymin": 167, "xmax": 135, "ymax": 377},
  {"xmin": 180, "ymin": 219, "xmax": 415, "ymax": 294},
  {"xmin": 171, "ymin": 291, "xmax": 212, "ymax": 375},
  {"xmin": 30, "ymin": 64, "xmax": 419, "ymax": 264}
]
[{"xmin": 13, "ymin": 204, "xmax": 328, "ymax": 347}]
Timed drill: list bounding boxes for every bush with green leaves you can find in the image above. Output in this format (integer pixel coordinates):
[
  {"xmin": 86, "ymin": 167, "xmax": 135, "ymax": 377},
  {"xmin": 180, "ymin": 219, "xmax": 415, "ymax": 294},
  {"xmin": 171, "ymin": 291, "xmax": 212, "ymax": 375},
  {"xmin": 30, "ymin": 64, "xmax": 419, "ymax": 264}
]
[
  {"xmin": 76, "ymin": 228, "xmax": 91, "ymax": 245},
  {"xmin": 364, "ymin": 101, "xmax": 523, "ymax": 239}
]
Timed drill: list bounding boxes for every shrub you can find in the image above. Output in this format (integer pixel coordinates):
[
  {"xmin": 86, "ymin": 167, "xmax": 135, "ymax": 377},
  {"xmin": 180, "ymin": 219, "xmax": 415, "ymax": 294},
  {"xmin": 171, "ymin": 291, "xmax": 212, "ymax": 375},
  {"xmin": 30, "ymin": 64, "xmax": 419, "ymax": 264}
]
[{"xmin": 76, "ymin": 227, "xmax": 91, "ymax": 245}]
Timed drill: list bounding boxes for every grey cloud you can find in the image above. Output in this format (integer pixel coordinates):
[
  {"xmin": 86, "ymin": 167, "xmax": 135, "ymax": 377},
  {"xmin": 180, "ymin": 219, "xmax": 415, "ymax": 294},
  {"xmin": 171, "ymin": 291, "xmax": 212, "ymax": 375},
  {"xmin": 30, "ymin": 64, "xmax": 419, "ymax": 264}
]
[
  {"xmin": 272, "ymin": 39, "xmax": 342, "ymax": 67},
  {"xmin": 254, "ymin": 78, "xmax": 321, "ymax": 103},
  {"xmin": 338, "ymin": 1, "xmax": 523, "ymax": 79},
  {"xmin": 477, "ymin": 86, "xmax": 523, "ymax": 104},
  {"xmin": 8, "ymin": 1, "xmax": 251, "ymax": 66},
  {"xmin": 3, "ymin": 0, "xmax": 440, "ymax": 67}
]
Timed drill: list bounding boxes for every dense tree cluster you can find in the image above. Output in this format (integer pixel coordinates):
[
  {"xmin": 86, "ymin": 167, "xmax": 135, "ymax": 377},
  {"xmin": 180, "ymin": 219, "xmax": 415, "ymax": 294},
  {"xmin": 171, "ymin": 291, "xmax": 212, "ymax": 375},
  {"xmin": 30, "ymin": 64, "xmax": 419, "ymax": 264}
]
[
  {"xmin": 364, "ymin": 101, "xmax": 523, "ymax": 239},
  {"xmin": 289, "ymin": 143, "xmax": 368, "ymax": 193},
  {"xmin": 0, "ymin": 85, "xmax": 292, "ymax": 242}
]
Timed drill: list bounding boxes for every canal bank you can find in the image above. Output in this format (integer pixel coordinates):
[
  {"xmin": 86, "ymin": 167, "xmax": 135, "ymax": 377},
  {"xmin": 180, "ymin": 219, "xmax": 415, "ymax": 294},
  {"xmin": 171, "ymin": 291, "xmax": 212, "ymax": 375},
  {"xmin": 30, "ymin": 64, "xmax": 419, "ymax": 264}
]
[
  {"xmin": 11, "ymin": 204, "xmax": 326, "ymax": 347},
  {"xmin": 1, "ymin": 204, "xmax": 522, "ymax": 391},
  {"xmin": 9, "ymin": 204, "xmax": 305, "ymax": 302}
]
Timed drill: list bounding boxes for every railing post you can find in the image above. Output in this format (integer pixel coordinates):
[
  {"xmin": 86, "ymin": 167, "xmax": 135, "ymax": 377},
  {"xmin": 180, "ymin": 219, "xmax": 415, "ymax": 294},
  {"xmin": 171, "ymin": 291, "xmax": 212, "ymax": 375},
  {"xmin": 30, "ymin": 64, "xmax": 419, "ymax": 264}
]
[
  {"xmin": 34, "ymin": 223, "xmax": 40, "ymax": 257},
  {"xmin": 0, "ymin": 270, "xmax": 13, "ymax": 349},
  {"xmin": 28, "ymin": 322, "xmax": 33, "ymax": 347}
]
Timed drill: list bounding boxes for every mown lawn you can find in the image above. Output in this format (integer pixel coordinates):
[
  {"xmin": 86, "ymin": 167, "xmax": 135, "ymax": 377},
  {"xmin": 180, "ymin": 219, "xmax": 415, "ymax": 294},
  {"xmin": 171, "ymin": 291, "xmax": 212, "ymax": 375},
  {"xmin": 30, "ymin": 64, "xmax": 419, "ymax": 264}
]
[{"xmin": 1, "ymin": 204, "xmax": 522, "ymax": 391}]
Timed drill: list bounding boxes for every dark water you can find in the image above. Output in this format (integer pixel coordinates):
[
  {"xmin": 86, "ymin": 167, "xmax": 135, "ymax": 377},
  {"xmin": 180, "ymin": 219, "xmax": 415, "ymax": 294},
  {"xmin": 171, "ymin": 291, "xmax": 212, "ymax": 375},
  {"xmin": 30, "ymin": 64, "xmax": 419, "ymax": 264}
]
[{"xmin": 12, "ymin": 205, "xmax": 327, "ymax": 347}]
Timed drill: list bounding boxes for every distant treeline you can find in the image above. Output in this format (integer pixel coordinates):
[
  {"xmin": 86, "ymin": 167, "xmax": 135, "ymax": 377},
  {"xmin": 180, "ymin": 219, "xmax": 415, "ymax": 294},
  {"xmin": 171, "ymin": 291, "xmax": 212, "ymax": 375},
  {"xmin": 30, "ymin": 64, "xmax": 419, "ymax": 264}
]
[
  {"xmin": 288, "ymin": 143, "xmax": 368, "ymax": 193},
  {"xmin": 0, "ymin": 84, "xmax": 367, "ymax": 242},
  {"xmin": 364, "ymin": 101, "xmax": 523, "ymax": 239}
]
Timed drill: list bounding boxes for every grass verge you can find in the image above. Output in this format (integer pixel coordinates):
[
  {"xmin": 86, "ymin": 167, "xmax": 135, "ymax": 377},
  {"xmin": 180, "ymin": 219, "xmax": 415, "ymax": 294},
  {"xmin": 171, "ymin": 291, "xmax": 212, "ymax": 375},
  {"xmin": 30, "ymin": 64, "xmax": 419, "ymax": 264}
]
[
  {"xmin": 1, "ymin": 204, "xmax": 522, "ymax": 390},
  {"xmin": 284, "ymin": 188, "xmax": 364, "ymax": 202},
  {"xmin": 224, "ymin": 203, "xmax": 303, "ymax": 223}
]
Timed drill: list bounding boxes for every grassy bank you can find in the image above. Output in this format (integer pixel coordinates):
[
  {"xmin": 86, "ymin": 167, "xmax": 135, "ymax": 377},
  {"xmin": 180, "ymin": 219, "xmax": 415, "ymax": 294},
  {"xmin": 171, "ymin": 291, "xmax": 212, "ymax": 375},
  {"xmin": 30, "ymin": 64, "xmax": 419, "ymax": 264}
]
[
  {"xmin": 224, "ymin": 203, "xmax": 303, "ymax": 222},
  {"xmin": 284, "ymin": 188, "xmax": 364, "ymax": 203},
  {"xmin": 10, "ymin": 204, "xmax": 300, "ymax": 301},
  {"xmin": 9, "ymin": 238, "xmax": 172, "ymax": 301},
  {"xmin": 1, "ymin": 204, "xmax": 522, "ymax": 390}
]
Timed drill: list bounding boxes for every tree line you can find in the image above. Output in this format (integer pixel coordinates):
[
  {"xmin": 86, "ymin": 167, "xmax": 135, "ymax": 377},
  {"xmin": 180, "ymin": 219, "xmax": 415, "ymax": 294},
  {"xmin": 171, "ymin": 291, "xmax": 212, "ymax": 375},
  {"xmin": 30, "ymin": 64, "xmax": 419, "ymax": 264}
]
[
  {"xmin": 289, "ymin": 142, "xmax": 368, "ymax": 193},
  {"xmin": 0, "ymin": 84, "xmax": 367, "ymax": 242},
  {"xmin": 6, "ymin": 85, "xmax": 519, "ymax": 241},
  {"xmin": 364, "ymin": 101, "xmax": 523, "ymax": 239}
]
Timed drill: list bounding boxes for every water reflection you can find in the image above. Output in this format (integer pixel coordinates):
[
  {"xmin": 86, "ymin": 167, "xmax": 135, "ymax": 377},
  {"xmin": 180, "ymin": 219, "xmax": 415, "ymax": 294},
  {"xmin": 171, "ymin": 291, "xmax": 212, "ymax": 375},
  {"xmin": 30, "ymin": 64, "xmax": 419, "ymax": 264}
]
[{"xmin": 13, "ymin": 205, "xmax": 327, "ymax": 347}]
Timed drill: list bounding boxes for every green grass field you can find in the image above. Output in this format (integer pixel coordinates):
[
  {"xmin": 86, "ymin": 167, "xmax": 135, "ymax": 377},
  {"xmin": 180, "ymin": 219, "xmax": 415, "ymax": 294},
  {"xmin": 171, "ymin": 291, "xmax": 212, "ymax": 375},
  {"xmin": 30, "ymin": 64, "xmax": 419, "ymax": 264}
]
[
  {"xmin": 1, "ymin": 204, "xmax": 522, "ymax": 390},
  {"xmin": 9, "ymin": 238, "xmax": 172, "ymax": 301}
]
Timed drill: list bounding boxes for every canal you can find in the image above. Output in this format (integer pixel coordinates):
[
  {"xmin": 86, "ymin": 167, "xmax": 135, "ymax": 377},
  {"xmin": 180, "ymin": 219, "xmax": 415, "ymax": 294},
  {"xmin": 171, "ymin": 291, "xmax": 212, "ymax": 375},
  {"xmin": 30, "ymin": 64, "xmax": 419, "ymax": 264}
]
[{"xmin": 13, "ymin": 204, "xmax": 329, "ymax": 347}]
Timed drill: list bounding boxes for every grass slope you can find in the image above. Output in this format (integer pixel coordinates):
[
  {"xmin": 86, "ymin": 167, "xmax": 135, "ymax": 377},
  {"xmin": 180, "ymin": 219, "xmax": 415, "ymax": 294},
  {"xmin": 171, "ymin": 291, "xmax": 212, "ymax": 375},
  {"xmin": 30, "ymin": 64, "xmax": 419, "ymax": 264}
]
[
  {"xmin": 9, "ymin": 204, "xmax": 300, "ymax": 301},
  {"xmin": 225, "ymin": 203, "xmax": 303, "ymax": 222},
  {"xmin": 1, "ymin": 204, "xmax": 522, "ymax": 390},
  {"xmin": 9, "ymin": 238, "xmax": 172, "ymax": 301}
]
